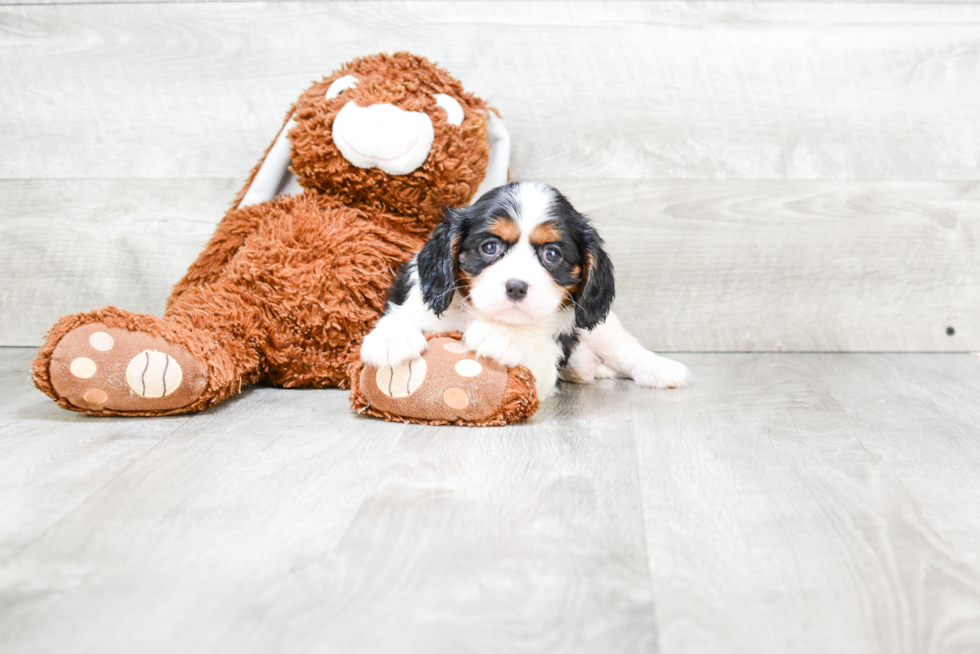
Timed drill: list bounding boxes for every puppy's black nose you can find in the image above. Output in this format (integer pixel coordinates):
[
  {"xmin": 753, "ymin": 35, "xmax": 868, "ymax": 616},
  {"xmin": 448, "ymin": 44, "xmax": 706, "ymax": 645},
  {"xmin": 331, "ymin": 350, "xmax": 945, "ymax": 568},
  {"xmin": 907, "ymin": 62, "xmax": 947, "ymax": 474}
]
[{"xmin": 505, "ymin": 279, "xmax": 528, "ymax": 301}]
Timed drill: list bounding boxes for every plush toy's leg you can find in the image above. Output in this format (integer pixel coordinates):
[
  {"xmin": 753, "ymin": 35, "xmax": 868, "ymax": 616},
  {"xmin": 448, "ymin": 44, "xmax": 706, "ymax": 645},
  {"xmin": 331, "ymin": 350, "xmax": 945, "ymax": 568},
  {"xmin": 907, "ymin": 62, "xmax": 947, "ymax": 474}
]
[
  {"xmin": 349, "ymin": 332, "xmax": 539, "ymax": 427},
  {"xmin": 33, "ymin": 302, "xmax": 262, "ymax": 416}
]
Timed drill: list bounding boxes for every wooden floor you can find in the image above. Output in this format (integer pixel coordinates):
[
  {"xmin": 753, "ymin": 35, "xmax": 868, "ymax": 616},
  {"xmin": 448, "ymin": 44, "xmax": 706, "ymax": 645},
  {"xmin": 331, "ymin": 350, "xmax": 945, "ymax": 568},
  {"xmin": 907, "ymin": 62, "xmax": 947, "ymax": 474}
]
[{"xmin": 3, "ymin": 347, "xmax": 979, "ymax": 653}]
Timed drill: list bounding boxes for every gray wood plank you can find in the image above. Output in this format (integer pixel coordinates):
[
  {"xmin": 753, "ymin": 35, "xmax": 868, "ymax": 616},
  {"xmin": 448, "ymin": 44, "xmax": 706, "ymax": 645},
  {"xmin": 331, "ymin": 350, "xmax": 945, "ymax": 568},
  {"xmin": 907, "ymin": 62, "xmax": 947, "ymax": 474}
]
[
  {"xmin": 631, "ymin": 352, "xmax": 980, "ymax": 654},
  {"xmin": 0, "ymin": 348, "xmax": 193, "ymax": 563},
  {"xmin": 5, "ymin": 349, "xmax": 980, "ymax": 652},
  {"xmin": 0, "ymin": 352, "xmax": 657, "ymax": 653},
  {"xmin": 2, "ymin": 2, "xmax": 979, "ymax": 181},
  {"xmin": 553, "ymin": 178, "xmax": 980, "ymax": 353},
  {"xmin": 5, "ymin": 178, "xmax": 977, "ymax": 352},
  {"xmin": 0, "ymin": 178, "xmax": 236, "ymax": 346}
]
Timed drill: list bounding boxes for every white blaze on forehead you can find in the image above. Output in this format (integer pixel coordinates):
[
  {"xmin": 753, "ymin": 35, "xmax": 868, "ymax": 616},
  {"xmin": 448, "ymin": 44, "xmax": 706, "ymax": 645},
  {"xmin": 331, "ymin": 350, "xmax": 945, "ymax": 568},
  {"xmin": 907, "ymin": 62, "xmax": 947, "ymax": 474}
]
[{"xmin": 506, "ymin": 182, "xmax": 557, "ymax": 239}]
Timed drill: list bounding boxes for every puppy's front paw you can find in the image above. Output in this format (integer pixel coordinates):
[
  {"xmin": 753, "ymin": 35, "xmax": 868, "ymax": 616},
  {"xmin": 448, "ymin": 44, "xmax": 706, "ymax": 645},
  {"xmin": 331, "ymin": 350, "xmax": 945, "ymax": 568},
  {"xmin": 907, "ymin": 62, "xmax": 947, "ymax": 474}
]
[
  {"xmin": 631, "ymin": 352, "xmax": 690, "ymax": 389},
  {"xmin": 464, "ymin": 322, "xmax": 523, "ymax": 367},
  {"xmin": 360, "ymin": 318, "xmax": 427, "ymax": 369}
]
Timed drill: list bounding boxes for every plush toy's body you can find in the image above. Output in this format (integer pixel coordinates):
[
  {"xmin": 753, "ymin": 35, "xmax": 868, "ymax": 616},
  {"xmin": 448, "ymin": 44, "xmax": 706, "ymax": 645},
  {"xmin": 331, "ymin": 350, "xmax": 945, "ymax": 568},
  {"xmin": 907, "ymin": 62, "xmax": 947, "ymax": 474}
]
[{"xmin": 33, "ymin": 53, "xmax": 538, "ymax": 423}]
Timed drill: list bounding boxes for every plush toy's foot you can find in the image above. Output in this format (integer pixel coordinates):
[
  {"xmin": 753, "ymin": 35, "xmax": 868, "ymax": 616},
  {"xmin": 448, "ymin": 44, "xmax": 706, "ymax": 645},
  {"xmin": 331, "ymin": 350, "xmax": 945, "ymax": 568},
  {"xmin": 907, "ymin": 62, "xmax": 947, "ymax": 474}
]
[
  {"xmin": 349, "ymin": 333, "xmax": 538, "ymax": 427},
  {"xmin": 36, "ymin": 320, "xmax": 208, "ymax": 415}
]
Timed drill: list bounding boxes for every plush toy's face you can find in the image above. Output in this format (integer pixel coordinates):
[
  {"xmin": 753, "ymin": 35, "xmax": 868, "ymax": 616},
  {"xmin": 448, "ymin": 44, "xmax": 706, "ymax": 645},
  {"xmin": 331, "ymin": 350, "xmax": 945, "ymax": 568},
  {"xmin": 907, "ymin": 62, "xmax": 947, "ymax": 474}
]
[{"xmin": 289, "ymin": 53, "xmax": 493, "ymax": 228}]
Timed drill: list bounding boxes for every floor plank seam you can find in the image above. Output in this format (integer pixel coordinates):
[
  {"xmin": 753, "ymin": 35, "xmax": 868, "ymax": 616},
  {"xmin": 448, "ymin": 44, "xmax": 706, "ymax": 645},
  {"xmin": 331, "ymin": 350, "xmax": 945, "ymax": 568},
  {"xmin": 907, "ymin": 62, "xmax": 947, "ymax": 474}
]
[{"xmin": 625, "ymin": 394, "xmax": 662, "ymax": 653}]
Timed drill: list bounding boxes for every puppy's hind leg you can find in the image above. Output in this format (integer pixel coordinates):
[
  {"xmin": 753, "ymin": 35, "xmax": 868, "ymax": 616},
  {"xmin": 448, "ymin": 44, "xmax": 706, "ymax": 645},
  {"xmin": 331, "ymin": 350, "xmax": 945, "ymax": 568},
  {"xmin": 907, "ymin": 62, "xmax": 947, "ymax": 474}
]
[
  {"xmin": 559, "ymin": 341, "xmax": 616, "ymax": 384},
  {"xmin": 578, "ymin": 312, "xmax": 690, "ymax": 389}
]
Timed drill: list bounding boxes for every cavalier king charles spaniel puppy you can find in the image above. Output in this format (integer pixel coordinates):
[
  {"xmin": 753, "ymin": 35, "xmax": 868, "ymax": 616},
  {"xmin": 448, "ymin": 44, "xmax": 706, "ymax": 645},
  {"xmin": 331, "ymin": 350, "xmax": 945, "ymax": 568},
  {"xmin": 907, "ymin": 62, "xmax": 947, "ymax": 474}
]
[{"xmin": 360, "ymin": 182, "xmax": 690, "ymax": 399}]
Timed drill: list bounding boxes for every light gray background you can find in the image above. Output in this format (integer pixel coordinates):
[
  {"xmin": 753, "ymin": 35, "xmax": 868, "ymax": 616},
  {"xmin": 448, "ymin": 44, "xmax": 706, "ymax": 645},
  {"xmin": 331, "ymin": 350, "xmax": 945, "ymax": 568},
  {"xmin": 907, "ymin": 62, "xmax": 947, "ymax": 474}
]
[
  {"xmin": 3, "ymin": 3, "xmax": 980, "ymax": 654},
  {"xmin": 3, "ymin": 1, "xmax": 978, "ymax": 350}
]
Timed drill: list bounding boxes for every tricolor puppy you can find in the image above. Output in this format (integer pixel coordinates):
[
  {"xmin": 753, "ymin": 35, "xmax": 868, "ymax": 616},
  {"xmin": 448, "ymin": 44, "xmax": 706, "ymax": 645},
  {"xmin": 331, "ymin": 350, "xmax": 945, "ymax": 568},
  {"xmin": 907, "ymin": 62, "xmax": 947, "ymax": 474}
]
[{"xmin": 360, "ymin": 182, "xmax": 690, "ymax": 399}]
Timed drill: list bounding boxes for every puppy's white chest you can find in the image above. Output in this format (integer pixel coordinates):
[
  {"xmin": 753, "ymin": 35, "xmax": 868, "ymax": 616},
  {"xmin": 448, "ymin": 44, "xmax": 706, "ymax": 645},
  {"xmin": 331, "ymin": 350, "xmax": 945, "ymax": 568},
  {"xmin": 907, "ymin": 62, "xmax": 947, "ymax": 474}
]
[
  {"xmin": 463, "ymin": 318, "xmax": 564, "ymax": 398},
  {"xmin": 521, "ymin": 331, "xmax": 563, "ymax": 398}
]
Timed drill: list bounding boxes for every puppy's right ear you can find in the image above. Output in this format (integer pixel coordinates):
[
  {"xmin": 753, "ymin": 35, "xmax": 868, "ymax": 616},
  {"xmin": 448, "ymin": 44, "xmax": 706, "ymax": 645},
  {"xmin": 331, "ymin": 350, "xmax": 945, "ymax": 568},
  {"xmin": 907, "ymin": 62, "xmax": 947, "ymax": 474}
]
[{"xmin": 417, "ymin": 208, "xmax": 466, "ymax": 316}]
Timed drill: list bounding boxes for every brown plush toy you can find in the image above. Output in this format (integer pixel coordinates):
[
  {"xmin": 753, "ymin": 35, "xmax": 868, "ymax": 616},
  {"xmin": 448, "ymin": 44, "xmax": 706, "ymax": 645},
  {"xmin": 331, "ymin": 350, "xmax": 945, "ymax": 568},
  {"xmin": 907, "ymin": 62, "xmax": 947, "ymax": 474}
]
[{"xmin": 32, "ymin": 52, "xmax": 538, "ymax": 425}]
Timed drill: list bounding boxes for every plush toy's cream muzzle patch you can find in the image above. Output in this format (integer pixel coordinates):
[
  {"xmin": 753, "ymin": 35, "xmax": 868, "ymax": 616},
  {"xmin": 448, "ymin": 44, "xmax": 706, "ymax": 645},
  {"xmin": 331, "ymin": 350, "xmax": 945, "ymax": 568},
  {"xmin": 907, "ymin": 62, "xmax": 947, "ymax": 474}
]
[
  {"xmin": 332, "ymin": 102, "xmax": 435, "ymax": 175},
  {"xmin": 238, "ymin": 105, "xmax": 510, "ymax": 209}
]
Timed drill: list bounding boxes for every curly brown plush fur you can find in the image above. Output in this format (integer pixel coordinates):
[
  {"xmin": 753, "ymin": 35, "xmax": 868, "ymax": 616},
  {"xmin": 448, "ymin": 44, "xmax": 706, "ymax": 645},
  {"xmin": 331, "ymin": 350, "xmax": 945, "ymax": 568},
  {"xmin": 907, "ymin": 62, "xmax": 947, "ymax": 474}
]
[{"xmin": 31, "ymin": 53, "xmax": 536, "ymax": 424}]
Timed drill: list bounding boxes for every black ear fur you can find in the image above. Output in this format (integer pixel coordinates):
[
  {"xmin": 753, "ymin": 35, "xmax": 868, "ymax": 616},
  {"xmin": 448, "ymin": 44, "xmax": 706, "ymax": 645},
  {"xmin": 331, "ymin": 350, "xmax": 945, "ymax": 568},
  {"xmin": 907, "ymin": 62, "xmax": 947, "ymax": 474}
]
[
  {"xmin": 417, "ymin": 208, "xmax": 465, "ymax": 316},
  {"xmin": 575, "ymin": 225, "xmax": 615, "ymax": 331}
]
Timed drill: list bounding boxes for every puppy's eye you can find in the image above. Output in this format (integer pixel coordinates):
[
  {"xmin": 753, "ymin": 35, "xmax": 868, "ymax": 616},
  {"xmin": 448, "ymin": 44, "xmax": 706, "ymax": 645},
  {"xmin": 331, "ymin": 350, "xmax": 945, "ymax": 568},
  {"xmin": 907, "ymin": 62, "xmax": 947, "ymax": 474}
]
[
  {"xmin": 481, "ymin": 241, "xmax": 500, "ymax": 256},
  {"xmin": 541, "ymin": 246, "xmax": 562, "ymax": 265}
]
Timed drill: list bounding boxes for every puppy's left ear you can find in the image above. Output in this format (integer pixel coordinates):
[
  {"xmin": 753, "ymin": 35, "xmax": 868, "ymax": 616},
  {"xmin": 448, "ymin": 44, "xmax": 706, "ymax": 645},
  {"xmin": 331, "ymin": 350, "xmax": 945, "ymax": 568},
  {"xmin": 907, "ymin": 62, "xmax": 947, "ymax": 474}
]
[
  {"xmin": 417, "ymin": 208, "xmax": 466, "ymax": 316},
  {"xmin": 575, "ymin": 226, "xmax": 616, "ymax": 331}
]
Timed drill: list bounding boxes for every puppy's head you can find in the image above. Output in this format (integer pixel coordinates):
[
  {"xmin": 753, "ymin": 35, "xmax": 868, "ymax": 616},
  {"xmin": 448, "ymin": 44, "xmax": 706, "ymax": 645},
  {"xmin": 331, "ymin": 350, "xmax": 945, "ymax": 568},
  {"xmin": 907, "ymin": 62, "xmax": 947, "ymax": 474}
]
[{"xmin": 417, "ymin": 182, "xmax": 615, "ymax": 329}]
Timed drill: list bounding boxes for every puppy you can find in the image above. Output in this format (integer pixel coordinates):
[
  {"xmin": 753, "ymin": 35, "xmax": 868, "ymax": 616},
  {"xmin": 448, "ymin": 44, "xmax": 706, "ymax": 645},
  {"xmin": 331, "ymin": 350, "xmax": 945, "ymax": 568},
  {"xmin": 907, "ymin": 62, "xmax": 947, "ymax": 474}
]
[{"xmin": 360, "ymin": 182, "xmax": 690, "ymax": 399}]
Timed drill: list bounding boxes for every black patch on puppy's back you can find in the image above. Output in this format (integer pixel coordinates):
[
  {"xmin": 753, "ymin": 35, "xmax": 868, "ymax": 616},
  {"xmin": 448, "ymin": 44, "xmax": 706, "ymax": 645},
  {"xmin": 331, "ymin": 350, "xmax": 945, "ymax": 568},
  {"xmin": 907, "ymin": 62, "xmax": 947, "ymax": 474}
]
[{"xmin": 557, "ymin": 331, "xmax": 579, "ymax": 368}]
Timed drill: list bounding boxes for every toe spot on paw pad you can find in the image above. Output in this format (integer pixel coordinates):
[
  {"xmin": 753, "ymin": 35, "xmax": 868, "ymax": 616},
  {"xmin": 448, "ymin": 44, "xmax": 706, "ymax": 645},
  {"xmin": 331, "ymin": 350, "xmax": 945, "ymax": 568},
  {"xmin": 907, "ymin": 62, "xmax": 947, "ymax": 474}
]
[
  {"xmin": 443, "ymin": 387, "xmax": 470, "ymax": 410},
  {"xmin": 83, "ymin": 389, "xmax": 108, "ymax": 405},
  {"xmin": 70, "ymin": 357, "xmax": 97, "ymax": 379},
  {"xmin": 443, "ymin": 341, "xmax": 469, "ymax": 354},
  {"xmin": 89, "ymin": 331, "xmax": 114, "ymax": 351},
  {"xmin": 454, "ymin": 359, "xmax": 482, "ymax": 377}
]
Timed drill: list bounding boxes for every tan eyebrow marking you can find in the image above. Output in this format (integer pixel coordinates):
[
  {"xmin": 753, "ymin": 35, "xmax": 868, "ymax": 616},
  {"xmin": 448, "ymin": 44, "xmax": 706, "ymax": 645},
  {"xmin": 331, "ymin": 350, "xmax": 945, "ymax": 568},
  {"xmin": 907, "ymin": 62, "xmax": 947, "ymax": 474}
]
[
  {"xmin": 529, "ymin": 222, "xmax": 561, "ymax": 246},
  {"xmin": 488, "ymin": 216, "xmax": 520, "ymax": 243}
]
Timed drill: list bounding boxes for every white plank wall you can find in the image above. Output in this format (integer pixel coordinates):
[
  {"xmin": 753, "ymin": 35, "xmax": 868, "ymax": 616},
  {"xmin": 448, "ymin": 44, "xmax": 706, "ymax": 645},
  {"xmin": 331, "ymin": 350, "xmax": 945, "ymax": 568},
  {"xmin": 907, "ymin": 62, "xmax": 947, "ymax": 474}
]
[
  {"xmin": 2, "ymin": 1, "xmax": 979, "ymax": 349},
  {"xmin": 4, "ymin": 2, "xmax": 980, "ymax": 181}
]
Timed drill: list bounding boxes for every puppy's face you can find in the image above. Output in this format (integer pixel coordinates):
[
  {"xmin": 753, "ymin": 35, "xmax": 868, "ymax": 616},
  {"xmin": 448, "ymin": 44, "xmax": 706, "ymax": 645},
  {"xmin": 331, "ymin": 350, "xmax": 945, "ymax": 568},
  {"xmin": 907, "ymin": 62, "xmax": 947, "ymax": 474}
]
[
  {"xmin": 458, "ymin": 184, "xmax": 583, "ymax": 325},
  {"xmin": 417, "ymin": 182, "xmax": 615, "ymax": 330}
]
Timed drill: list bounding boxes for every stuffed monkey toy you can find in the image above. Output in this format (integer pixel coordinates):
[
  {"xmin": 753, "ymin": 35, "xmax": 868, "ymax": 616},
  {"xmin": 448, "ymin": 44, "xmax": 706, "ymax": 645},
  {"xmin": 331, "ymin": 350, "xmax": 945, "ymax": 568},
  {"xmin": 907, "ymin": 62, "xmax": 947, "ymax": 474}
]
[{"xmin": 32, "ymin": 52, "xmax": 539, "ymax": 426}]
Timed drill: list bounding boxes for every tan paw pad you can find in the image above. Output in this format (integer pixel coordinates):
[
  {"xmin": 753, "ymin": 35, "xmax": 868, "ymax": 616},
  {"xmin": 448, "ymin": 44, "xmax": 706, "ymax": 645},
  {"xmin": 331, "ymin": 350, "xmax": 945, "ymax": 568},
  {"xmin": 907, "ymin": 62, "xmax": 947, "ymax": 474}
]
[
  {"xmin": 359, "ymin": 336, "xmax": 509, "ymax": 422},
  {"xmin": 49, "ymin": 322, "xmax": 208, "ymax": 413}
]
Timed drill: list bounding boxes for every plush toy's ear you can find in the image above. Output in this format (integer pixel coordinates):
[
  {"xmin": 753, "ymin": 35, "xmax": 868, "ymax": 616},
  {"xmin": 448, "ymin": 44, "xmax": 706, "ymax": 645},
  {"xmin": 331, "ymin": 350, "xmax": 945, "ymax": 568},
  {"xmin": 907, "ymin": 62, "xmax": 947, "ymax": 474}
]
[
  {"xmin": 471, "ymin": 112, "xmax": 510, "ymax": 204},
  {"xmin": 575, "ymin": 225, "xmax": 616, "ymax": 331},
  {"xmin": 238, "ymin": 115, "xmax": 303, "ymax": 208},
  {"xmin": 417, "ymin": 208, "xmax": 466, "ymax": 316}
]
